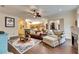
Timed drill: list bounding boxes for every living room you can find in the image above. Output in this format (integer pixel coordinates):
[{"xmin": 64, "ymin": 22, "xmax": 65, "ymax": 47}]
[{"xmin": 0, "ymin": 5, "xmax": 79, "ymax": 54}]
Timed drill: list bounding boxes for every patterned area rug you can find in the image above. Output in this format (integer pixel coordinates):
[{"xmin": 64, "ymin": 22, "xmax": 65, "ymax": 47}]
[{"xmin": 9, "ymin": 38, "xmax": 41, "ymax": 54}]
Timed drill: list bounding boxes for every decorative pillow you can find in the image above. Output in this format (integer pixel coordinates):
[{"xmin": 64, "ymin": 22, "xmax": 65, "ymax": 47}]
[
  {"xmin": 47, "ymin": 30, "xmax": 54, "ymax": 35},
  {"xmin": 36, "ymin": 32, "xmax": 41, "ymax": 35},
  {"xmin": 30, "ymin": 30, "xmax": 35, "ymax": 34}
]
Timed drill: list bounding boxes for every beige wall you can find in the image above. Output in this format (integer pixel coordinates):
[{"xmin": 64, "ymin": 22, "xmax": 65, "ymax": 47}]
[
  {"xmin": 60, "ymin": 18, "xmax": 64, "ymax": 31},
  {"xmin": 47, "ymin": 10, "xmax": 77, "ymax": 39},
  {"xmin": 0, "ymin": 10, "xmax": 77, "ymax": 40},
  {"xmin": 77, "ymin": 9, "xmax": 79, "ymax": 28},
  {"xmin": 77, "ymin": 8, "xmax": 79, "ymax": 54},
  {"xmin": 0, "ymin": 13, "xmax": 19, "ymax": 38}
]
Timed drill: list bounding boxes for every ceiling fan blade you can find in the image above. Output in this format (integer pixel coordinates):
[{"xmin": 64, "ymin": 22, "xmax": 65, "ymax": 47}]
[{"xmin": 26, "ymin": 9, "xmax": 34, "ymax": 14}]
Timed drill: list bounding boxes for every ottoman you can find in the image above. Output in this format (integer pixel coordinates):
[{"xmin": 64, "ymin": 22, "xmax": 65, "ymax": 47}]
[{"xmin": 43, "ymin": 36, "xmax": 59, "ymax": 47}]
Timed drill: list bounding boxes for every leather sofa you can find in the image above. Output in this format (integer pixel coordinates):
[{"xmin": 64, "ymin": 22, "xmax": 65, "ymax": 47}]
[{"xmin": 30, "ymin": 34, "xmax": 43, "ymax": 40}]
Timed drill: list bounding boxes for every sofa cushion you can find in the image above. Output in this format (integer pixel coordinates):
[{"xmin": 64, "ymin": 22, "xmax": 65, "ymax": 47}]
[
  {"xmin": 43, "ymin": 36, "xmax": 58, "ymax": 41},
  {"xmin": 30, "ymin": 29, "xmax": 36, "ymax": 34},
  {"xmin": 47, "ymin": 30, "xmax": 54, "ymax": 35}
]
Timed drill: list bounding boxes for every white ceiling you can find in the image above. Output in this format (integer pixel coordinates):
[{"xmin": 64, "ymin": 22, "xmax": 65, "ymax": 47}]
[
  {"xmin": 0, "ymin": 5, "xmax": 78, "ymax": 18},
  {"xmin": 36, "ymin": 5, "xmax": 78, "ymax": 16}
]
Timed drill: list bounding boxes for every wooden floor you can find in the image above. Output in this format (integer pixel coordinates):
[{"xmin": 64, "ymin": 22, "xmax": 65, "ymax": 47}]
[
  {"xmin": 8, "ymin": 38, "xmax": 78, "ymax": 54},
  {"xmin": 25, "ymin": 39, "xmax": 77, "ymax": 54}
]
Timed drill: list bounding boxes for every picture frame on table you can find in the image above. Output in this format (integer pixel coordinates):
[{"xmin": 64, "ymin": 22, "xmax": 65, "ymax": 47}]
[{"xmin": 5, "ymin": 17, "xmax": 15, "ymax": 27}]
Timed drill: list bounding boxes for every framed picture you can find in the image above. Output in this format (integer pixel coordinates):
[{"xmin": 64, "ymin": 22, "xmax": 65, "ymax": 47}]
[{"xmin": 5, "ymin": 17, "xmax": 15, "ymax": 27}]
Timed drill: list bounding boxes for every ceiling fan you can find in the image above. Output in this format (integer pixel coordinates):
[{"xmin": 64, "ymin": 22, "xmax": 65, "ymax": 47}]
[{"xmin": 26, "ymin": 6, "xmax": 42, "ymax": 18}]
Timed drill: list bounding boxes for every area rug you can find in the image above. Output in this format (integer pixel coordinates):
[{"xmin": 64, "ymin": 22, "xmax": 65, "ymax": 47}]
[{"xmin": 9, "ymin": 38, "xmax": 41, "ymax": 54}]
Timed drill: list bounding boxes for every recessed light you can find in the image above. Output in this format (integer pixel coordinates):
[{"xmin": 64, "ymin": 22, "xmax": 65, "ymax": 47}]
[{"xmin": 59, "ymin": 8, "xmax": 62, "ymax": 12}]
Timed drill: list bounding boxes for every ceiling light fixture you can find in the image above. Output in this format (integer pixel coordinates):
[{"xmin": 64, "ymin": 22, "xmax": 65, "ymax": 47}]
[{"xmin": 26, "ymin": 6, "xmax": 42, "ymax": 18}]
